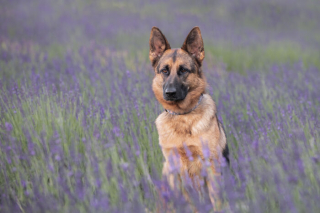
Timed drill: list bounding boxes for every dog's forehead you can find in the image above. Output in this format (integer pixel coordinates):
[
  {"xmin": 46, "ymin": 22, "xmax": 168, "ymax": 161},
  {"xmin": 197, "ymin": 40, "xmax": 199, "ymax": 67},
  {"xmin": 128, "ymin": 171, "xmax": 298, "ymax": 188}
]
[{"xmin": 159, "ymin": 48, "xmax": 193, "ymax": 68}]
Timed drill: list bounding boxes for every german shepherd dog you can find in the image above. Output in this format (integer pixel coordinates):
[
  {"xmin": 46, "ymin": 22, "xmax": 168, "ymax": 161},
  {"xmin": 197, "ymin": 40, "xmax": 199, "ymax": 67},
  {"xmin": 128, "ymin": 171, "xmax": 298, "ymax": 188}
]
[{"xmin": 149, "ymin": 26, "xmax": 230, "ymax": 209}]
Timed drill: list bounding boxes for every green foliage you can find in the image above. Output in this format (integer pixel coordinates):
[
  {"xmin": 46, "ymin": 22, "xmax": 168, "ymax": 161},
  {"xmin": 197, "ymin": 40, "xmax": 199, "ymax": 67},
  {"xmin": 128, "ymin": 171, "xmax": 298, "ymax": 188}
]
[{"xmin": 206, "ymin": 41, "xmax": 320, "ymax": 74}]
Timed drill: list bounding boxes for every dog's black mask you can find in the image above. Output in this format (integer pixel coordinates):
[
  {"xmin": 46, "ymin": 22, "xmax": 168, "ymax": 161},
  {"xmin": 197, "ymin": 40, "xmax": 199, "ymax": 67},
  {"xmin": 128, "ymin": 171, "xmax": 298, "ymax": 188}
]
[{"xmin": 163, "ymin": 75, "xmax": 188, "ymax": 101}]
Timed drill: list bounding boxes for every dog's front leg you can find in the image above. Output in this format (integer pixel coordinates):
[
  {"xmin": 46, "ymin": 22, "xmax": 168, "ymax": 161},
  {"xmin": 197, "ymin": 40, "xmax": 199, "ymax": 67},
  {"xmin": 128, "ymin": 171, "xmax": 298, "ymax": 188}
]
[
  {"xmin": 206, "ymin": 164, "xmax": 222, "ymax": 212},
  {"xmin": 162, "ymin": 161, "xmax": 176, "ymax": 189}
]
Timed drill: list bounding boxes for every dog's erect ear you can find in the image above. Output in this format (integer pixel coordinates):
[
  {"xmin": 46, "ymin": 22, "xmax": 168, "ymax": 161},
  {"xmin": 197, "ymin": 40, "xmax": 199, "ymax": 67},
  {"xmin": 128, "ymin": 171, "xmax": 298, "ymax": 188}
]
[
  {"xmin": 149, "ymin": 27, "xmax": 171, "ymax": 67},
  {"xmin": 181, "ymin": 27, "xmax": 205, "ymax": 66}
]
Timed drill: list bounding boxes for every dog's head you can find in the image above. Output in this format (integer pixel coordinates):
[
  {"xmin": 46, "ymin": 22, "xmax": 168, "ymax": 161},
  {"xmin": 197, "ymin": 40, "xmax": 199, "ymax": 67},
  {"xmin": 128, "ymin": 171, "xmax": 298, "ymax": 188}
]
[{"xmin": 149, "ymin": 27, "xmax": 207, "ymax": 113}]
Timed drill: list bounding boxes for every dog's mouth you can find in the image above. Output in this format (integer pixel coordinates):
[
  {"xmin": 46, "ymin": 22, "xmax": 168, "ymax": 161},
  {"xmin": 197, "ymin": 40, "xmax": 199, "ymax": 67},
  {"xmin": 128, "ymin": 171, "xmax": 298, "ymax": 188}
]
[
  {"xmin": 164, "ymin": 97, "xmax": 183, "ymax": 102},
  {"xmin": 163, "ymin": 93, "xmax": 186, "ymax": 102}
]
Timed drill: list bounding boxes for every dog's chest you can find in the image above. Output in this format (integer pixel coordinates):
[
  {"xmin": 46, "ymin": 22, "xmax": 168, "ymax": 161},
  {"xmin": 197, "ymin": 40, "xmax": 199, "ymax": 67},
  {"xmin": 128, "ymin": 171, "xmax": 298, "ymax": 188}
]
[{"xmin": 155, "ymin": 111, "xmax": 217, "ymax": 149}]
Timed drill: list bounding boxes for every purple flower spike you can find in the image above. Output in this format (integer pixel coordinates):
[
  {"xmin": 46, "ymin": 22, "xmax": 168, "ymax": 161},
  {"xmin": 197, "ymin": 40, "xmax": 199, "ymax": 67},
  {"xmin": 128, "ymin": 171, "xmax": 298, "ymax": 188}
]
[{"xmin": 5, "ymin": 122, "xmax": 13, "ymax": 132}]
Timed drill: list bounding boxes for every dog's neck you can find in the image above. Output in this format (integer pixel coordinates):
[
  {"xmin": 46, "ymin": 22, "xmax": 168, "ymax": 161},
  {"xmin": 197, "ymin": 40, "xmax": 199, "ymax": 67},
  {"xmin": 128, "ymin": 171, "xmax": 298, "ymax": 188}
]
[{"xmin": 165, "ymin": 94, "xmax": 204, "ymax": 115}]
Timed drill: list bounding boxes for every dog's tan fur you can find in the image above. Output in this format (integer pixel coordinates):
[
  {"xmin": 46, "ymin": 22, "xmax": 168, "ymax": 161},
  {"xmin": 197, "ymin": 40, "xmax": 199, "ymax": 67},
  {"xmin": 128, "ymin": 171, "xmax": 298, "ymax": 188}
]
[
  {"xmin": 157, "ymin": 93, "xmax": 226, "ymax": 177},
  {"xmin": 149, "ymin": 26, "xmax": 228, "ymax": 209}
]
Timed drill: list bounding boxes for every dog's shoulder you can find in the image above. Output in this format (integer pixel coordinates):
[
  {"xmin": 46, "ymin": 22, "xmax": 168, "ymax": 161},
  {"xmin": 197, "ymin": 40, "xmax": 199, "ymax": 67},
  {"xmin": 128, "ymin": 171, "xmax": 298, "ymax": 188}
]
[{"xmin": 155, "ymin": 111, "xmax": 168, "ymax": 125}]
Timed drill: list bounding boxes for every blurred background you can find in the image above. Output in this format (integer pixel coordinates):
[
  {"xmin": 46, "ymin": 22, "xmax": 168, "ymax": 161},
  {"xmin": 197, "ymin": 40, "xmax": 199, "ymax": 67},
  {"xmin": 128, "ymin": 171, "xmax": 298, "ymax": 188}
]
[
  {"xmin": 1, "ymin": 0, "xmax": 320, "ymax": 73},
  {"xmin": 1, "ymin": 1, "xmax": 320, "ymax": 212}
]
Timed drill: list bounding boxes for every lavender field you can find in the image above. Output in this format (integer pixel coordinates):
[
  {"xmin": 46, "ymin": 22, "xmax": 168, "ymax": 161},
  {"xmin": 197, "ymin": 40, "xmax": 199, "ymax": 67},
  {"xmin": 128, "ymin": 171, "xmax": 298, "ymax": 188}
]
[{"xmin": 1, "ymin": 0, "xmax": 320, "ymax": 212}]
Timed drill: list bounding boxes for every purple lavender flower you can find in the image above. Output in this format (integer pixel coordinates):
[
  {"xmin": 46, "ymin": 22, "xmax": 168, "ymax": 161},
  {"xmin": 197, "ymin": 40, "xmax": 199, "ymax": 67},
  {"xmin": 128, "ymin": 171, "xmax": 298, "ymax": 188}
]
[{"xmin": 5, "ymin": 122, "xmax": 13, "ymax": 132}]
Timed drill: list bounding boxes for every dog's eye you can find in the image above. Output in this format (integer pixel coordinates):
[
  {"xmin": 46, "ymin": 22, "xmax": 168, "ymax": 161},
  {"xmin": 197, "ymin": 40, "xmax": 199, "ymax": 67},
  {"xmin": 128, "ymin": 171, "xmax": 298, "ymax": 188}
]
[
  {"xmin": 179, "ymin": 67, "xmax": 189, "ymax": 74},
  {"xmin": 161, "ymin": 68, "xmax": 169, "ymax": 74}
]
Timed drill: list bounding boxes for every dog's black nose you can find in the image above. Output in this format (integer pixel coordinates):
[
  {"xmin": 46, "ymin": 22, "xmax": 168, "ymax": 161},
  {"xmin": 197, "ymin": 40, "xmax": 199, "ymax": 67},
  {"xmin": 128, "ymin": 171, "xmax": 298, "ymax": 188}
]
[{"xmin": 165, "ymin": 87, "xmax": 176, "ymax": 96}]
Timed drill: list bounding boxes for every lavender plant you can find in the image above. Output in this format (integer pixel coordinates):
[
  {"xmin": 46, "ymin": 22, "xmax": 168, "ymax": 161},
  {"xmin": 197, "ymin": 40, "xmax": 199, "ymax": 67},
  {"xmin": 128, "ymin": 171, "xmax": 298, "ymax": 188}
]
[{"xmin": 1, "ymin": 0, "xmax": 320, "ymax": 212}]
